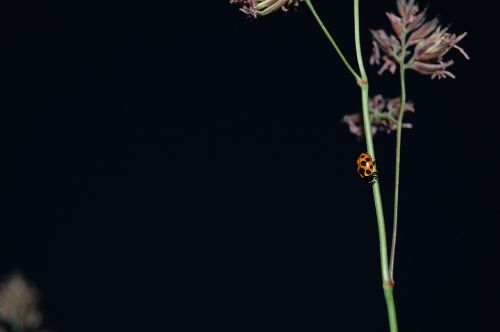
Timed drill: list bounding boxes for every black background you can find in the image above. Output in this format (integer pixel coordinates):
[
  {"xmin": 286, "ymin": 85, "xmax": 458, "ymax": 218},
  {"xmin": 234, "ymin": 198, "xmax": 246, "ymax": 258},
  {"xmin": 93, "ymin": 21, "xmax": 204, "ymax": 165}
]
[{"xmin": 1, "ymin": 1, "xmax": 498, "ymax": 331}]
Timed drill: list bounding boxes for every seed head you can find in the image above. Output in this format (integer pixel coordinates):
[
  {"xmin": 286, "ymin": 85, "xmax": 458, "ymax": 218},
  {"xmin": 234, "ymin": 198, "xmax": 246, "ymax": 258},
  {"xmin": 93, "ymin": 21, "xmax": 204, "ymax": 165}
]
[
  {"xmin": 230, "ymin": 0, "xmax": 302, "ymax": 19},
  {"xmin": 342, "ymin": 95, "xmax": 414, "ymax": 139},
  {"xmin": 370, "ymin": 0, "xmax": 469, "ymax": 79}
]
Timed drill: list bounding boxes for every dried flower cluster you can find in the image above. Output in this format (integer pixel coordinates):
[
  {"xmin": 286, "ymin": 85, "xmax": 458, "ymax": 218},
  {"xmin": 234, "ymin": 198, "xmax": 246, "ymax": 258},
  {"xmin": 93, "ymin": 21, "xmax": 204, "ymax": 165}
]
[
  {"xmin": 343, "ymin": 95, "xmax": 415, "ymax": 138},
  {"xmin": 230, "ymin": 0, "xmax": 302, "ymax": 18},
  {"xmin": 370, "ymin": 0, "xmax": 469, "ymax": 79},
  {"xmin": 0, "ymin": 273, "xmax": 44, "ymax": 332}
]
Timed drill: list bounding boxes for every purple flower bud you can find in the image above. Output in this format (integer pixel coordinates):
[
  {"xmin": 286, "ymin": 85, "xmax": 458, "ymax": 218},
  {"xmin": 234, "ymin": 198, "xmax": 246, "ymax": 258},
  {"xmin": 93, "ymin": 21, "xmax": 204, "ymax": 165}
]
[
  {"xmin": 386, "ymin": 12, "xmax": 404, "ymax": 38},
  {"xmin": 408, "ymin": 18, "xmax": 439, "ymax": 45}
]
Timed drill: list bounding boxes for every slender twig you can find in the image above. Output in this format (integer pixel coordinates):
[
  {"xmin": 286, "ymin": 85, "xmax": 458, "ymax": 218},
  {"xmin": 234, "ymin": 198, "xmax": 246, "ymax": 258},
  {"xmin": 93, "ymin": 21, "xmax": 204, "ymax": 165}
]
[
  {"xmin": 389, "ymin": 26, "xmax": 408, "ymax": 285},
  {"xmin": 354, "ymin": 1, "xmax": 398, "ymax": 331},
  {"xmin": 304, "ymin": 0, "xmax": 361, "ymax": 81}
]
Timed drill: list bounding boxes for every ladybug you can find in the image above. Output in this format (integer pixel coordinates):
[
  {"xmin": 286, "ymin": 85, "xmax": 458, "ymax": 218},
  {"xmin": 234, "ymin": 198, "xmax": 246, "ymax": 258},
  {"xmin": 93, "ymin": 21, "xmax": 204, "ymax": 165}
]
[{"xmin": 356, "ymin": 152, "xmax": 378, "ymax": 184}]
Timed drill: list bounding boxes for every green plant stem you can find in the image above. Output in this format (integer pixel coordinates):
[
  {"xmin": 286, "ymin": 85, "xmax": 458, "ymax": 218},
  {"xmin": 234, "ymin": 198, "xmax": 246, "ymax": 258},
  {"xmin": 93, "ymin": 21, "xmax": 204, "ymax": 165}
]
[
  {"xmin": 305, "ymin": 0, "xmax": 399, "ymax": 330},
  {"xmin": 354, "ymin": 1, "xmax": 398, "ymax": 331},
  {"xmin": 360, "ymin": 86, "xmax": 389, "ymax": 283},
  {"xmin": 353, "ymin": 0, "xmax": 367, "ymax": 81},
  {"xmin": 390, "ymin": 31, "xmax": 408, "ymax": 283},
  {"xmin": 304, "ymin": 0, "xmax": 360, "ymax": 81},
  {"xmin": 384, "ymin": 287, "xmax": 399, "ymax": 332}
]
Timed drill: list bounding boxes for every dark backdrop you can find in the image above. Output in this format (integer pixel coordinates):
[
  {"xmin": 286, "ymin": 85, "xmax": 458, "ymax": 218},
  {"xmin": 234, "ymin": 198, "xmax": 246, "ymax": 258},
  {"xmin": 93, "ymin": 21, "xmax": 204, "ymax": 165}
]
[{"xmin": 1, "ymin": 1, "xmax": 498, "ymax": 331}]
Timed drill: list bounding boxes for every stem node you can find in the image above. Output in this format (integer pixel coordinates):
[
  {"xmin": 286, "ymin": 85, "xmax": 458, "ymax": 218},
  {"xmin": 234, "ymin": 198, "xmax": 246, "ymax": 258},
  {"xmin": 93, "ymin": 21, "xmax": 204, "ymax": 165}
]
[
  {"xmin": 384, "ymin": 280, "xmax": 395, "ymax": 289},
  {"xmin": 356, "ymin": 77, "xmax": 369, "ymax": 87}
]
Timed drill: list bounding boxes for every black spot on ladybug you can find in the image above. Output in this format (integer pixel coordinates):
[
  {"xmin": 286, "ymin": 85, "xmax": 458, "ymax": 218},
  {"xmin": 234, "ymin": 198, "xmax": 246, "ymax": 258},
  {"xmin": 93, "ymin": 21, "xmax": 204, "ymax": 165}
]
[
  {"xmin": 361, "ymin": 161, "xmax": 367, "ymax": 166},
  {"xmin": 366, "ymin": 170, "xmax": 372, "ymax": 175},
  {"xmin": 370, "ymin": 165, "xmax": 373, "ymax": 170},
  {"xmin": 365, "ymin": 157, "xmax": 371, "ymax": 161}
]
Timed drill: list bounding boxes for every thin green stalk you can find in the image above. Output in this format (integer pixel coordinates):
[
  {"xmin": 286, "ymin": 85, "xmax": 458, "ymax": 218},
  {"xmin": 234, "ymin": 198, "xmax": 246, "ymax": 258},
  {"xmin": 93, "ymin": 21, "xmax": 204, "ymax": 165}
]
[
  {"xmin": 390, "ymin": 30, "xmax": 408, "ymax": 283},
  {"xmin": 304, "ymin": 0, "xmax": 398, "ymax": 330},
  {"xmin": 353, "ymin": 0, "xmax": 367, "ymax": 81},
  {"xmin": 360, "ymin": 86, "xmax": 389, "ymax": 283},
  {"xmin": 304, "ymin": 0, "xmax": 360, "ymax": 81},
  {"xmin": 384, "ymin": 287, "xmax": 399, "ymax": 332},
  {"xmin": 354, "ymin": 1, "xmax": 398, "ymax": 331}
]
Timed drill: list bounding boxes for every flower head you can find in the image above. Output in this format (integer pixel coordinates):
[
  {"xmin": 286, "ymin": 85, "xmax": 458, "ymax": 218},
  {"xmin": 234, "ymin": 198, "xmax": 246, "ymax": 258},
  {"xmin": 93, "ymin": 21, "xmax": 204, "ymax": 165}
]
[
  {"xmin": 370, "ymin": 0, "xmax": 469, "ymax": 79},
  {"xmin": 342, "ymin": 95, "xmax": 414, "ymax": 138},
  {"xmin": 230, "ymin": 0, "xmax": 302, "ymax": 19}
]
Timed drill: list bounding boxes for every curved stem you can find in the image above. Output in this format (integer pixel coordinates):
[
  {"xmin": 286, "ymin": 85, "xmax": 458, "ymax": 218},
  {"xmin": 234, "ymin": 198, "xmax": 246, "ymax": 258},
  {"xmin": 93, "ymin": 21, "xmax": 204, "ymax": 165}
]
[
  {"xmin": 389, "ymin": 31, "xmax": 408, "ymax": 284},
  {"xmin": 304, "ymin": 0, "xmax": 361, "ymax": 81},
  {"xmin": 354, "ymin": 1, "xmax": 398, "ymax": 331}
]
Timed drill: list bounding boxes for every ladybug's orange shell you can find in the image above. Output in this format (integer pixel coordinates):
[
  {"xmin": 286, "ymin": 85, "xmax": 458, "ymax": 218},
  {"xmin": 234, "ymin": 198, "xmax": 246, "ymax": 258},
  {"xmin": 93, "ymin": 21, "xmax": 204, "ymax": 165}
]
[{"xmin": 356, "ymin": 152, "xmax": 376, "ymax": 182}]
